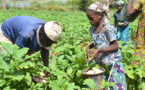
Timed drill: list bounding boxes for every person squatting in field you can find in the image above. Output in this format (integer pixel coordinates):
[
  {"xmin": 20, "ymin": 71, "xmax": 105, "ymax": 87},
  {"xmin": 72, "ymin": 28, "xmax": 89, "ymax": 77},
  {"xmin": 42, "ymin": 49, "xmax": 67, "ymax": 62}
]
[
  {"xmin": 0, "ymin": 16, "xmax": 62, "ymax": 84},
  {"xmin": 85, "ymin": 2, "xmax": 127, "ymax": 90},
  {"xmin": 113, "ymin": 0, "xmax": 129, "ymax": 43}
]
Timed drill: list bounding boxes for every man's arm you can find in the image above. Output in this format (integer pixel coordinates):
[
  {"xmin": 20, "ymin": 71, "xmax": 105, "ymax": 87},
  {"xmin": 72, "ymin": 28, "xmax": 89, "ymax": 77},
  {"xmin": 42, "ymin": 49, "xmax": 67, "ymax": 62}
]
[{"xmin": 41, "ymin": 48, "xmax": 49, "ymax": 67}]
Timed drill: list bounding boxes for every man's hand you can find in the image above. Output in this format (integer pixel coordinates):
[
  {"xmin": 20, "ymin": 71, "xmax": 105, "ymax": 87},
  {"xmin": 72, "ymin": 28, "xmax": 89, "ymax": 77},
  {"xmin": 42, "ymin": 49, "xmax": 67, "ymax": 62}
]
[{"xmin": 89, "ymin": 49, "xmax": 100, "ymax": 60}]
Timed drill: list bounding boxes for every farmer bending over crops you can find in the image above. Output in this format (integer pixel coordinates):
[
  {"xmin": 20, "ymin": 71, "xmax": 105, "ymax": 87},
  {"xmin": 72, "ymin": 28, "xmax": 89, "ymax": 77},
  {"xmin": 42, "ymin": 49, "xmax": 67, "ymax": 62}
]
[
  {"xmin": 0, "ymin": 16, "xmax": 62, "ymax": 84},
  {"xmin": 85, "ymin": 2, "xmax": 127, "ymax": 90}
]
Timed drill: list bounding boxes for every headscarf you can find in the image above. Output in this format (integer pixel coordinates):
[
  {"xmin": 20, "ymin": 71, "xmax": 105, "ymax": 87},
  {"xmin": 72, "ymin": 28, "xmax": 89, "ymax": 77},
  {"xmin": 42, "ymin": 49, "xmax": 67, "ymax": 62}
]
[
  {"xmin": 88, "ymin": 2, "xmax": 110, "ymax": 25},
  {"xmin": 116, "ymin": 0, "xmax": 124, "ymax": 5}
]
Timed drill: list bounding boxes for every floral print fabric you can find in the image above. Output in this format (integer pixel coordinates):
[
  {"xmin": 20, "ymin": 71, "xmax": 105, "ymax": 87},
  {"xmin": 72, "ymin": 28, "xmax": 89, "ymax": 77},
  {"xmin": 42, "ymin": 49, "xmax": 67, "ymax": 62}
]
[{"xmin": 133, "ymin": 0, "xmax": 145, "ymax": 65}]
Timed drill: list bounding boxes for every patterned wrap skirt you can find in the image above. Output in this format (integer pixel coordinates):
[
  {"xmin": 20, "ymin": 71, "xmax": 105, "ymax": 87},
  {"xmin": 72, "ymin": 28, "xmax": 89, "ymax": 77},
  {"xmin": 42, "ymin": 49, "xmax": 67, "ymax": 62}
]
[
  {"xmin": 117, "ymin": 25, "xmax": 129, "ymax": 43},
  {"xmin": 95, "ymin": 60, "xmax": 127, "ymax": 90},
  {"xmin": 132, "ymin": 13, "xmax": 145, "ymax": 67},
  {"xmin": 107, "ymin": 61, "xmax": 127, "ymax": 90}
]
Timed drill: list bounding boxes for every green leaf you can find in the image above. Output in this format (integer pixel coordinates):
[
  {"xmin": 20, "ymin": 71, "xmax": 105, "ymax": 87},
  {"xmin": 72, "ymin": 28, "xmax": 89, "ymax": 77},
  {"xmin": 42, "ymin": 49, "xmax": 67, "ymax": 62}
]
[
  {"xmin": 0, "ymin": 57, "xmax": 9, "ymax": 71},
  {"xmin": 67, "ymin": 67, "xmax": 73, "ymax": 76},
  {"xmin": 66, "ymin": 82, "xmax": 80, "ymax": 90},
  {"xmin": 3, "ymin": 86, "xmax": 10, "ymax": 90},
  {"xmin": 108, "ymin": 82, "xmax": 116, "ymax": 87},
  {"xmin": 35, "ymin": 83, "xmax": 43, "ymax": 88},
  {"xmin": 83, "ymin": 79, "xmax": 97, "ymax": 90},
  {"xmin": 69, "ymin": 50, "xmax": 73, "ymax": 55},
  {"xmin": 25, "ymin": 73, "xmax": 32, "ymax": 85},
  {"xmin": 58, "ymin": 55, "xmax": 65, "ymax": 61},
  {"xmin": 76, "ymin": 70, "xmax": 82, "ymax": 77},
  {"xmin": 14, "ymin": 48, "xmax": 29, "ymax": 58},
  {"xmin": 7, "ymin": 72, "xmax": 25, "ymax": 81},
  {"xmin": 1, "ymin": 42, "xmax": 18, "ymax": 55},
  {"xmin": 86, "ymin": 61, "xmax": 96, "ymax": 70},
  {"xmin": 64, "ymin": 44, "xmax": 72, "ymax": 48},
  {"xmin": 75, "ymin": 59, "xmax": 86, "ymax": 65},
  {"xmin": 135, "ymin": 68, "xmax": 143, "ymax": 78},
  {"xmin": 0, "ymin": 80, "xmax": 5, "ymax": 87},
  {"xmin": 66, "ymin": 55, "xmax": 73, "ymax": 60},
  {"xmin": 100, "ymin": 79, "xmax": 115, "ymax": 89},
  {"xmin": 55, "ymin": 46, "xmax": 65, "ymax": 52},
  {"xmin": 0, "ymin": 51, "xmax": 6, "ymax": 56},
  {"xmin": 126, "ymin": 70, "xmax": 134, "ymax": 79},
  {"xmin": 19, "ymin": 61, "xmax": 35, "ymax": 69},
  {"xmin": 141, "ymin": 83, "xmax": 145, "ymax": 90},
  {"xmin": 49, "ymin": 81, "xmax": 61, "ymax": 90}
]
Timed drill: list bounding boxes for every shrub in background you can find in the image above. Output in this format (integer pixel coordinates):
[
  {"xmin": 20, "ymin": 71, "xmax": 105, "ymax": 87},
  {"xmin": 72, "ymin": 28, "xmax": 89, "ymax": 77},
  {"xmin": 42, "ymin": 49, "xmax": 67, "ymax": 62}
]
[{"xmin": 77, "ymin": 0, "xmax": 95, "ymax": 11}]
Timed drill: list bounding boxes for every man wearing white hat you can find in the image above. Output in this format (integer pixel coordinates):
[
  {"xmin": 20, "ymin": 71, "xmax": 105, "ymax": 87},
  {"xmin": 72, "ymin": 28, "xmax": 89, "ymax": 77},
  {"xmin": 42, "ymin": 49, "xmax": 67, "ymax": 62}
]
[{"xmin": 0, "ymin": 16, "xmax": 62, "ymax": 84}]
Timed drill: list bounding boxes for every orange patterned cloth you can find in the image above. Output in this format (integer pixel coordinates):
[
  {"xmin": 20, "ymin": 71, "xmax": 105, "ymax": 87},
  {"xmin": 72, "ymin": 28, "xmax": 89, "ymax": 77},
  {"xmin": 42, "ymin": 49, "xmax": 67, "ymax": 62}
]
[{"xmin": 133, "ymin": 0, "xmax": 145, "ymax": 66}]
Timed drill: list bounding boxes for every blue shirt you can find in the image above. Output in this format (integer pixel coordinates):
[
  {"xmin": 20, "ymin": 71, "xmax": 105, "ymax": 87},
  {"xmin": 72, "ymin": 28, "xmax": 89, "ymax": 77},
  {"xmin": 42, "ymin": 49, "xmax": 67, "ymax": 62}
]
[
  {"xmin": 1, "ymin": 16, "xmax": 45, "ymax": 53},
  {"xmin": 113, "ymin": 11, "xmax": 128, "ymax": 26},
  {"xmin": 90, "ymin": 23, "xmax": 122, "ymax": 66}
]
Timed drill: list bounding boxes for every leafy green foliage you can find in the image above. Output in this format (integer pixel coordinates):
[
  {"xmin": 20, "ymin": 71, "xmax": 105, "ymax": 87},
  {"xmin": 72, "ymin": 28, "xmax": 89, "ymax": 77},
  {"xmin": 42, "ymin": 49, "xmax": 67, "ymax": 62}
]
[
  {"xmin": 0, "ymin": 42, "xmax": 44, "ymax": 89},
  {"xmin": 100, "ymin": 79, "xmax": 116, "ymax": 90},
  {"xmin": 83, "ymin": 79, "xmax": 97, "ymax": 90}
]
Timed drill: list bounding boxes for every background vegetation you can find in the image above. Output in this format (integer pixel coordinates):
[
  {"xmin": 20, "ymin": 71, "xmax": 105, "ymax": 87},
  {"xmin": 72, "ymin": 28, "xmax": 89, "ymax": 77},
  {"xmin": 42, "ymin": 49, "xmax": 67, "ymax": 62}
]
[{"xmin": 1, "ymin": 0, "xmax": 115, "ymax": 11}]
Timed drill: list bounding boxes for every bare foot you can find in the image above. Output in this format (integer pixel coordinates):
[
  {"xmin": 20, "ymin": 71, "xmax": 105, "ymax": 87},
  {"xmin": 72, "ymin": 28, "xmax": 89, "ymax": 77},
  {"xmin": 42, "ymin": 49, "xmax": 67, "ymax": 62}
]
[{"xmin": 31, "ymin": 75, "xmax": 46, "ymax": 84}]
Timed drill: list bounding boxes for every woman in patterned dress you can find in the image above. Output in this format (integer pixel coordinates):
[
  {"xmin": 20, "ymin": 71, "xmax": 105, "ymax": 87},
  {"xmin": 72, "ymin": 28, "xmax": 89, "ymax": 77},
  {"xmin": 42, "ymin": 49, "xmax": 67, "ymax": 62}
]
[
  {"xmin": 85, "ymin": 2, "xmax": 127, "ymax": 90},
  {"xmin": 114, "ymin": 1, "xmax": 129, "ymax": 43},
  {"xmin": 127, "ymin": 0, "xmax": 145, "ymax": 66}
]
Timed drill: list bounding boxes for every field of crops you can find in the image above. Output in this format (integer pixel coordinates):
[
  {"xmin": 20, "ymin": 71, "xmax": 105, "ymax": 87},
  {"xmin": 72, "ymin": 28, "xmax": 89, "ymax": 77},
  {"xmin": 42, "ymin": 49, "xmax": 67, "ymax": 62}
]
[{"xmin": 0, "ymin": 9, "xmax": 145, "ymax": 90}]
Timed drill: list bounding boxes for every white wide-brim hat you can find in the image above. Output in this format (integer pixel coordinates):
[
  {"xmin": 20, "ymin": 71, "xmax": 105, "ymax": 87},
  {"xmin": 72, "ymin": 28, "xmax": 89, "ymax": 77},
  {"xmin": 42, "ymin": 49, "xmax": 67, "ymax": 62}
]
[{"xmin": 44, "ymin": 21, "xmax": 62, "ymax": 41}]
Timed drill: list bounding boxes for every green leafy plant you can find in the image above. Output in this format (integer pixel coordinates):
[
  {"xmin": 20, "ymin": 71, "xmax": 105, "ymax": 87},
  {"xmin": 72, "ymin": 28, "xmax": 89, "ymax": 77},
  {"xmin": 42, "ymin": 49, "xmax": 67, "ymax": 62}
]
[
  {"xmin": 83, "ymin": 79, "xmax": 97, "ymax": 90},
  {"xmin": 0, "ymin": 42, "xmax": 44, "ymax": 89}
]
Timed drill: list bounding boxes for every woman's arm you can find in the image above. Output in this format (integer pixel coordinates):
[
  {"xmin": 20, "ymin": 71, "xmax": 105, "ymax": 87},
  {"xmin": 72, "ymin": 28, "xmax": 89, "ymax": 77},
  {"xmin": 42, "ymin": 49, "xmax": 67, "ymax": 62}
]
[
  {"xmin": 114, "ymin": 18, "xmax": 117, "ymax": 28},
  {"xmin": 99, "ymin": 40, "xmax": 118, "ymax": 53},
  {"xmin": 89, "ymin": 40, "xmax": 119, "ymax": 60},
  {"xmin": 126, "ymin": 0, "xmax": 138, "ymax": 16}
]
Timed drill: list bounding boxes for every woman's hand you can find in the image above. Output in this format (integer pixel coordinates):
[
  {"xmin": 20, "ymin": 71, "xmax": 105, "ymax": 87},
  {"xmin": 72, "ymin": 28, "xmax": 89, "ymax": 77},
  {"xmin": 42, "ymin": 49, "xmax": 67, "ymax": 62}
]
[
  {"xmin": 89, "ymin": 49, "xmax": 100, "ymax": 60},
  {"xmin": 119, "ymin": 23, "xmax": 126, "ymax": 27}
]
